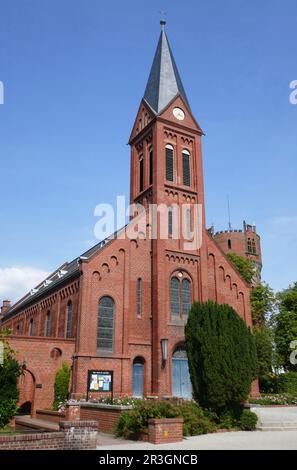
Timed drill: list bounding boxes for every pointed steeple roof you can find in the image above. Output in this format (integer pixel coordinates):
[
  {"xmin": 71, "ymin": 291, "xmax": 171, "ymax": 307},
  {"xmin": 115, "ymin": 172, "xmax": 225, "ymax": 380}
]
[{"xmin": 143, "ymin": 21, "xmax": 190, "ymax": 114}]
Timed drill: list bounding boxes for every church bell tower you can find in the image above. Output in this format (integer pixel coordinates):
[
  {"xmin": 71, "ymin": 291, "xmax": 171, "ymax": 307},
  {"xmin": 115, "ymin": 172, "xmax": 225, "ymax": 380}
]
[{"xmin": 128, "ymin": 21, "xmax": 209, "ymax": 395}]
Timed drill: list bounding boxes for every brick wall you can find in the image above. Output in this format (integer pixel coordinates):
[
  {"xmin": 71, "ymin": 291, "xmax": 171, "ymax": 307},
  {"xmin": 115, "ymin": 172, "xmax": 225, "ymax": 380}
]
[
  {"xmin": 0, "ymin": 336, "xmax": 75, "ymax": 414},
  {"xmin": 0, "ymin": 421, "xmax": 97, "ymax": 450}
]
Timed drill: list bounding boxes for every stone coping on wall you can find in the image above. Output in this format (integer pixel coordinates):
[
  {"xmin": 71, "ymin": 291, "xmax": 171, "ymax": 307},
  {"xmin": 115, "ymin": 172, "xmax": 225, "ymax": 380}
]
[
  {"xmin": 79, "ymin": 402, "xmax": 133, "ymax": 411},
  {"xmin": 148, "ymin": 418, "xmax": 184, "ymax": 424},
  {"xmin": 36, "ymin": 409, "xmax": 66, "ymax": 417}
]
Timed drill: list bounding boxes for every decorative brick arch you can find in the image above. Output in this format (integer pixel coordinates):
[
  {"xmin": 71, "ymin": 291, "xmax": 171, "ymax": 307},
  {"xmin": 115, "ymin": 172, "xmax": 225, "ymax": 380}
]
[{"xmin": 18, "ymin": 369, "xmax": 36, "ymax": 415}]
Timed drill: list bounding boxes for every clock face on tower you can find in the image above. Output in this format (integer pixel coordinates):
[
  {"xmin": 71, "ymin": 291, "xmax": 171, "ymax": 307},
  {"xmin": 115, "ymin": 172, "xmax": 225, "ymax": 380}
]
[{"xmin": 172, "ymin": 107, "xmax": 185, "ymax": 121}]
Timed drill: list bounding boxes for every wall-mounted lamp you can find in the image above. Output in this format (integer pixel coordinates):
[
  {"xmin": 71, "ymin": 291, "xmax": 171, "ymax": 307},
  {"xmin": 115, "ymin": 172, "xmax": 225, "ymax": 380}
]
[{"xmin": 160, "ymin": 339, "xmax": 168, "ymax": 367}]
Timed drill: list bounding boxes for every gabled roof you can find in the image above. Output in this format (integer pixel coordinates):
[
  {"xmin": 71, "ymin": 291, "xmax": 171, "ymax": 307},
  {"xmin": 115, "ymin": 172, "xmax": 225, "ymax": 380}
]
[
  {"xmin": 2, "ymin": 226, "xmax": 127, "ymax": 320},
  {"xmin": 143, "ymin": 21, "xmax": 190, "ymax": 114}
]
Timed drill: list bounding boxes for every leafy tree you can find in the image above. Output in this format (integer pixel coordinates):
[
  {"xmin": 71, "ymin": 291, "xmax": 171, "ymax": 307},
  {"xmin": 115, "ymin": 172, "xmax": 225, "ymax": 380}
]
[
  {"xmin": 251, "ymin": 283, "xmax": 276, "ymax": 328},
  {"xmin": 185, "ymin": 301, "xmax": 257, "ymax": 413},
  {"xmin": 53, "ymin": 362, "xmax": 71, "ymax": 410},
  {"xmin": 226, "ymin": 252, "xmax": 254, "ymax": 284},
  {"xmin": 0, "ymin": 339, "xmax": 22, "ymax": 428},
  {"xmin": 275, "ymin": 283, "xmax": 297, "ymax": 371},
  {"xmin": 253, "ymin": 328, "xmax": 273, "ymax": 376}
]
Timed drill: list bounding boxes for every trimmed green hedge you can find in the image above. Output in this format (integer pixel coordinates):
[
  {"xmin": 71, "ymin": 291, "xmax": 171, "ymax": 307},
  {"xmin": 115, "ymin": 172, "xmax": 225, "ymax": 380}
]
[{"xmin": 185, "ymin": 301, "xmax": 257, "ymax": 413}]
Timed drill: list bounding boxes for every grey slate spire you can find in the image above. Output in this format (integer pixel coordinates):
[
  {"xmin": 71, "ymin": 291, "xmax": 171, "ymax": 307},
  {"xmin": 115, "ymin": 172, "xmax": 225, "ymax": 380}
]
[{"xmin": 143, "ymin": 21, "xmax": 190, "ymax": 114}]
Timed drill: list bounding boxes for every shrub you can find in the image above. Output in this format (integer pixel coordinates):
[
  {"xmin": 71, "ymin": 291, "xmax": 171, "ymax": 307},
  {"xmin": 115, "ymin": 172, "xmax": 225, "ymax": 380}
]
[
  {"xmin": 277, "ymin": 372, "xmax": 297, "ymax": 394},
  {"xmin": 185, "ymin": 301, "xmax": 257, "ymax": 413},
  {"xmin": 275, "ymin": 283, "xmax": 297, "ymax": 371},
  {"xmin": 259, "ymin": 374, "xmax": 278, "ymax": 394},
  {"xmin": 53, "ymin": 362, "xmax": 71, "ymax": 411},
  {"xmin": 176, "ymin": 401, "xmax": 215, "ymax": 436},
  {"xmin": 0, "ymin": 340, "xmax": 22, "ymax": 428},
  {"xmin": 115, "ymin": 400, "xmax": 180, "ymax": 439},
  {"xmin": 0, "ymin": 399, "xmax": 19, "ymax": 429},
  {"xmin": 239, "ymin": 410, "xmax": 258, "ymax": 431},
  {"xmin": 253, "ymin": 328, "xmax": 273, "ymax": 377}
]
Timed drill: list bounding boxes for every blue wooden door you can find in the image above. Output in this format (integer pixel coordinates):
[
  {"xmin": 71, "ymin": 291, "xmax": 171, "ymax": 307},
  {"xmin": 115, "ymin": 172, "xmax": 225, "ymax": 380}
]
[
  {"xmin": 133, "ymin": 363, "xmax": 144, "ymax": 397},
  {"xmin": 172, "ymin": 358, "xmax": 192, "ymax": 399}
]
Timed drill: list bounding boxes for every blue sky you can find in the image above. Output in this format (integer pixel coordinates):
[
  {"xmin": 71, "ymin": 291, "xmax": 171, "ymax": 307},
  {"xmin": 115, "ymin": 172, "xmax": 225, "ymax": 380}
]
[{"xmin": 0, "ymin": 0, "xmax": 296, "ymax": 301}]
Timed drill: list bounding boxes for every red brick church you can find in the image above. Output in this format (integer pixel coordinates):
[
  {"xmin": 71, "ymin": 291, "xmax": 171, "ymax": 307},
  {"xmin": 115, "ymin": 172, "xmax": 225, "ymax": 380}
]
[{"xmin": 0, "ymin": 22, "xmax": 259, "ymax": 414}]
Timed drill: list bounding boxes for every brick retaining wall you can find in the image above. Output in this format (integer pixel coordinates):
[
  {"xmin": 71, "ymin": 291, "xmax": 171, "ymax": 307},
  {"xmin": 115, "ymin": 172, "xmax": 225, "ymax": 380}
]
[
  {"xmin": 79, "ymin": 403, "xmax": 132, "ymax": 434},
  {"xmin": 0, "ymin": 421, "xmax": 97, "ymax": 450}
]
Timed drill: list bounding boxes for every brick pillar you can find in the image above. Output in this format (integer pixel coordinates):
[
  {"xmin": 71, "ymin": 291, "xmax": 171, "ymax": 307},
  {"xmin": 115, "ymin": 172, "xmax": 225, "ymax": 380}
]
[
  {"xmin": 250, "ymin": 378, "xmax": 260, "ymax": 397},
  {"xmin": 66, "ymin": 403, "xmax": 81, "ymax": 421},
  {"xmin": 148, "ymin": 418, "xmax": 184, "ymax": 444}
]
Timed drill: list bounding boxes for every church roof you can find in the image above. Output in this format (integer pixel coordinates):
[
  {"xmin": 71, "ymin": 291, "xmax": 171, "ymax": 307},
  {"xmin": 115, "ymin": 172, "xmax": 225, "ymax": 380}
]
[
  {"xmin": 143, "ymin": 21, "xmax": 190, "ymax": 114},
  {"xmin": 2, "ymin": 226, "xmax": 127, "ymax": 320}
]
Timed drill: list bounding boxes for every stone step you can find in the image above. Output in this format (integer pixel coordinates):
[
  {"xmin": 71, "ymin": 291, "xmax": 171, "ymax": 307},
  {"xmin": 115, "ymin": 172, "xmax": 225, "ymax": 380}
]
[
  {"xmin": 16, "ymin": 416, "xmax": 59, "ymax": 432},
  {"xmin": 257, "ymin": 426, "xmax": 297, "ymax": 432}
]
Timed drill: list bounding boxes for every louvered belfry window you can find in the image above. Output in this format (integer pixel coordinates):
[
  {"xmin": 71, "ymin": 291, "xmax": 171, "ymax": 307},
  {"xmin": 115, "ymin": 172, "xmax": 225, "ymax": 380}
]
[
  {"xmin": 170, "ymin": 277, "xmax": 180, "ymax": 317},
  {"xmin": 97, "ymin": 296, "xmax": 114, "ymax": 352},
  {"xmin": 165, "ymin": 145, "xmax": 174, "ymax": 182},
  {"xmin": 182, "ymin": 150, "xmax": 191, "ymax": 186}
]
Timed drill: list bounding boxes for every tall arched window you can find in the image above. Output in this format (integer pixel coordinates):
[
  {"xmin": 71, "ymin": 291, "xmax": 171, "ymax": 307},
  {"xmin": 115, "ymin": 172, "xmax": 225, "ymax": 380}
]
[
  {"xmin": 170, "ymin": 277, "xmax": 180, "ymax": 317},
  {"xmin": 171, "ymin": 275, "xmax": 192, "ymax": 320},
  {"xmin": 29, "ymin": 318, "xmax": 34, "ymax": 336},
  {"xmin": 45, "ymin": 311, "xmax": 51, "ymax": 337},
  {"xmin": 165, "ymin": 144, "xmax": 174, "ymax": 182},
  {"xmin": 139, "ymin": 155, "xmax": 144, "ymax": 193},
  {"xmin": 182, "ymin": 150, "xmax": 191, "ymax": 186},
  {"xmin": 149, "ymin": 147, "xmax": 153, "ymax": 185},
  {"xmin": 137, "ymin": 278, "xmax": 142, "ymax": 317},
  {"xmin": 97, "ymin": 296, "xmax": 115, "ymax": 352},
  {"xmin": 168, "ymin": 207, "xmax": 173, "ymax": 237},
  {"xmin": 228, "ymin": 239, "xmax": 232, "ymax": 249},
  {"xmin": 182, "ymin": 279, "xmax": 191, "ymax": 316},
  {"xmin": 66, "ymin": 301, "xmax": 72, "ymax": 338}
]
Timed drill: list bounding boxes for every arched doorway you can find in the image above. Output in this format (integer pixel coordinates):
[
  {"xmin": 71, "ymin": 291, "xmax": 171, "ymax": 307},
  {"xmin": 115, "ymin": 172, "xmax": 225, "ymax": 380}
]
[
  {"xmin": 172, "ymin": 345, "xmax": 192, "ymax": 399},
  {"xmin": 132, "ymin": 357, "xmax": 144, "ymax": 398},
  {"xmin": 18, "ymin": 370, "xmax": 35, "ymax": 415}
]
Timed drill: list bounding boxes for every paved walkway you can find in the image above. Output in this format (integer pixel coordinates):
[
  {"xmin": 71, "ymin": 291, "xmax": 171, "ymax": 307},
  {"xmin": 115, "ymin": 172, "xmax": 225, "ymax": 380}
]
[
  {"xmin": 98, "ymin": 407, "xmax": 297, "ymax": 450},
  {"xmin": 98, "ymin": 430, "xmax": 297, "ymax": 450}
]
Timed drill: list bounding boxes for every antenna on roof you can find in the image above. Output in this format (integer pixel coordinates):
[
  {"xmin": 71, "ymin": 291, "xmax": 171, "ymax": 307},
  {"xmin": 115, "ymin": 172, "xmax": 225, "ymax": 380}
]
[{"xmin": 227, "ymin": 194, "xmax": 232, "ymax": 231}]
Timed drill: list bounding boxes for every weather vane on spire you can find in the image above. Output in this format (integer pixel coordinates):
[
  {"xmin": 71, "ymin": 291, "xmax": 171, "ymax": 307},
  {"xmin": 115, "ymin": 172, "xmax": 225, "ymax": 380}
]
[{"xmin": 159, "ymin": 10, "xmax": 167, "ymax": 29}]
